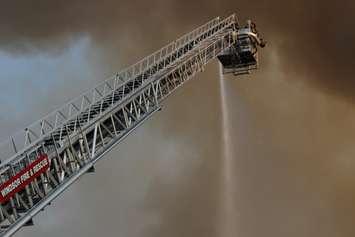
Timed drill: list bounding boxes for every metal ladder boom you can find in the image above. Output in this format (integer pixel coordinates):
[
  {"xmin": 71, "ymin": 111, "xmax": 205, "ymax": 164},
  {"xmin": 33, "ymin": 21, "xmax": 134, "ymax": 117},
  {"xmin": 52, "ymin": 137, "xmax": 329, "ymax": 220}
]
[{"xmin": 0, "ymin": 14, "xmax": 243, "ymax": 236}]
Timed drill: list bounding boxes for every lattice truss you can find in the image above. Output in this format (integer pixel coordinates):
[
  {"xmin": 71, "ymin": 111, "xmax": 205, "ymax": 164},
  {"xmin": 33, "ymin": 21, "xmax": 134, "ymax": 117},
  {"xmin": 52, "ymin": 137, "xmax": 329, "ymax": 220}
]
[{"xmin": 0, "ymin": 14, "xmax": 241, "ymax": 236}]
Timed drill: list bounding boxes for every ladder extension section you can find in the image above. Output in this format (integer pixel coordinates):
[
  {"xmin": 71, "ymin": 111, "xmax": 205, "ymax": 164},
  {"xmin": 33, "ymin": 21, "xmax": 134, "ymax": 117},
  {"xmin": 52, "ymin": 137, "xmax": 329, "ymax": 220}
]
[{"xmin": 0, "ymin": 14, "xmax": 245, "ymax": 236}]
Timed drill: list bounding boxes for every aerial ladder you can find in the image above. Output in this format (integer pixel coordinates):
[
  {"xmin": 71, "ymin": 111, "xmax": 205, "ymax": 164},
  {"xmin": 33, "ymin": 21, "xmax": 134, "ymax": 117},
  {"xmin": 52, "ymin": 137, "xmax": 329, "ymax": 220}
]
[{"xmin": 0, "ymin": 13, "xmax": 265, "ymax": 236}]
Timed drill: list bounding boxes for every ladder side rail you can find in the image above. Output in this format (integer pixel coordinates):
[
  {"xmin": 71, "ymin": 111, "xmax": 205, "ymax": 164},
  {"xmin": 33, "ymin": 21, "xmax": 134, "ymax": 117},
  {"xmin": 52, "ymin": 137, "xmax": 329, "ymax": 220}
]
[
  {"xmin": 0, "ymin": 30, "xmax": 234, "ymax": 237},
  {"xmin": 0, "ymin": 15, "xmax": 232, "ymax": 165},
  {"xmin": 0, "ymin": 14, "xmax": 236, "ymax": 169}
]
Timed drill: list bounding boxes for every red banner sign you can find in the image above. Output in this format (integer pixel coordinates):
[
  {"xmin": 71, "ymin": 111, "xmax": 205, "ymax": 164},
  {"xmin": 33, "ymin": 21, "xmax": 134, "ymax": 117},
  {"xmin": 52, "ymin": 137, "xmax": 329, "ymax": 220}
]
[{"xmin": 0, "ymin": 154, "xmax": 50, "ymax": 203}]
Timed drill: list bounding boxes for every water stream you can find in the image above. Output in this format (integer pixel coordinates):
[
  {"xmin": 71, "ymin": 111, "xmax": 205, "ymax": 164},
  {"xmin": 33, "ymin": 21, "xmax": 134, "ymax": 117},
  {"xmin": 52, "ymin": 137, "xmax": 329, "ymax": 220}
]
[{"xmin": 218, "ymin": 63, "xmax": 238, "ymax": 237}]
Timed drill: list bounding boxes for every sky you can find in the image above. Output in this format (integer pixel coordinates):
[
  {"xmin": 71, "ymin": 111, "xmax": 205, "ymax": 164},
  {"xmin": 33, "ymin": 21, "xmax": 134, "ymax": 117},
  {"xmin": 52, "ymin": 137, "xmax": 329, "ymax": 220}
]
[{"xmin": 0, "ymin": 0, "xmax": 355, "ymax": 237}]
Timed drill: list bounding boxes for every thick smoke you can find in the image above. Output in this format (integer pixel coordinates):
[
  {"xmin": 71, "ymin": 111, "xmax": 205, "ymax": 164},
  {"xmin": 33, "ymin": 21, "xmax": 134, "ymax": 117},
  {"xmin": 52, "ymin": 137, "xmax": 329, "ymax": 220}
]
[
  {"xmin": 1, "ymin": 1, "xmax": 355, "ymax": 237},
  {"xmin": 1, "ymin": 0, "xmax": 355, "ymax": 101}
]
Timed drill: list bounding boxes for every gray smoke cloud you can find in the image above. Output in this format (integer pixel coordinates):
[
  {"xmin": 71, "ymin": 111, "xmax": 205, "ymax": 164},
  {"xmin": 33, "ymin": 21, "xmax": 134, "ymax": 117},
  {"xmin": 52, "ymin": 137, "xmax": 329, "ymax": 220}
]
[
  {"xmin": 0, "ymin": 1, "xmax": 355, "ymax": 237},
  {"xmin": 1, "ymin": 0, "xmax": 355, "ymax": 101}
]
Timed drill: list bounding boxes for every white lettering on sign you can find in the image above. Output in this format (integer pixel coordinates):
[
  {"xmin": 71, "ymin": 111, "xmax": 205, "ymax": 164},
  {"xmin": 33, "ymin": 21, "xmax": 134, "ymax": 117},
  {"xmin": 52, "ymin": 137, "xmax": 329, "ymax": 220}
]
[
  {"xmin": 32, "ymin": 159, "xmax": 48, "ymax": 174},
  {"xmin": 1, "ymin": 178, "xmax": 21, "ymax": 197},
  {"xmin": 0, "ymin": 154, "xmax": 50, "ymax": 203}
]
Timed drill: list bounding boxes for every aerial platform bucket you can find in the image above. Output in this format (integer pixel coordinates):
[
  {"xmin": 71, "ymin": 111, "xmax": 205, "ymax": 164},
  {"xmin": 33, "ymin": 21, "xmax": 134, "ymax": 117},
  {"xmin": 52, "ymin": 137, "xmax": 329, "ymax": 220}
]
[{"xmin": 218, "ymin": 20, "xmax": 265, "ymax": 76}]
